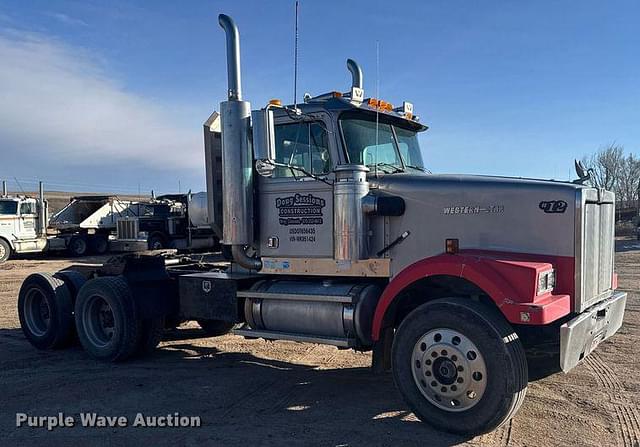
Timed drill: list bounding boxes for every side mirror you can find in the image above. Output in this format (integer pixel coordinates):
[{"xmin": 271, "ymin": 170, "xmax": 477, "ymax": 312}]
[{"xmin": 251, "ymin": 108, "xmax": 276, "ymax": 176}]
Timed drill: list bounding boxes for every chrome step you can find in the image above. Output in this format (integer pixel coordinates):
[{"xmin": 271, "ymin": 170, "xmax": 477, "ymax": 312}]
[
  {"xmin": 232, "ymin": 328, "xmax": 357, "ymax": 348},
  {"xmin": 236, "ymin": 290, "xmax": 353, "ymax": 304}
]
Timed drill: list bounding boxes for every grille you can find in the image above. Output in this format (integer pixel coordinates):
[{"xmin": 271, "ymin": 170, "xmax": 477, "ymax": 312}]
[
  {"xmin": 578, "ymin": 194, "xmax": 615, "ymax": 312},
  {"xmin": 117, "ymin": 219, "xmax": 139, "ymax": 240}
]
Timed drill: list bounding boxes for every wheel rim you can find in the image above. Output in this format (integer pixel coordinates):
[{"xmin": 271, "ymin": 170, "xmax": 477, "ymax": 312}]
[
  {"xmin": 73, "ymin": 239, "xmax": 87, "ymax": 255},
  {"xmin": 95, "ymin": 239, "xmax": 107, "ymax": 253},
  {"xmin": 24, "ymin": 287, "xmax": 51, "ymax": 337},
  {"xmin": 150, "ymin": 239, "xmax": 163, "ymax": 250},
  {"xmin": 0, "ymin": 243, "xmax": 6, "ymax": 260},
  {"xmin": 83, "ymin": 295, "xmax": 115, "ymax": 347},
  {"xmin": 411, "ymin": 328, "xmax": 487, "ymax": 412}
]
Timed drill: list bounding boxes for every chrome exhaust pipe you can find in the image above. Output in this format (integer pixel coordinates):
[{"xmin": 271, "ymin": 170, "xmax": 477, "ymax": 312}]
[
  {"xmin": 1, "ymin": 180, "xmax": 6, "ymax": 197},
  {"xmin": 347, "ymin": 58, "xmax": 363, "ymax": 90},
  {"xmin": 218, "ymin": 14, "xmax": 242, "ymax": 101},
  {"xmin": 38, "ymin": 181, "xmax": 47, "ymax": 236},
  {"xmin": 218, "ymin": 14, "xmax": 261, "ymax": 271}
]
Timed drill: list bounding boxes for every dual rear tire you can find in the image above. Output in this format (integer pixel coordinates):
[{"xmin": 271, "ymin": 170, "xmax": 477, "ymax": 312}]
[
  {"xmin": 18, "ymin": 273, "xmax": 75, "ymax": 349},
  {"xmin": 74, "ymin": 277, "xmax": 163, "ymax": 362},
  {"xmin": 19, "ymin": 274, "xmax": 163, "ymax": 361}
]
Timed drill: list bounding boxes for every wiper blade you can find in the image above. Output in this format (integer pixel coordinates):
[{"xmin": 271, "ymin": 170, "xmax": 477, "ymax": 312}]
[
  {"xmin": 405, "ymin": 164, "xmax": 430, "ymax": 173},
  {"xmin": 368, "ymin": 162, "xmax": 404, "ymax": 173}
]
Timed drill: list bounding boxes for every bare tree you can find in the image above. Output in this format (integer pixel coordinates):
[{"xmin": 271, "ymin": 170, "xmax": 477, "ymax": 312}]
[
  {"xmin": 617, "ymin": 153, "xmax": 640, "ymax": 208},
  {"xmin": 581, "ymin": 144, "xmax": 640, "ymax": 220},
  {"xmin": 581, "ymin": 143, "xmax": 625, "ymax": 191}
]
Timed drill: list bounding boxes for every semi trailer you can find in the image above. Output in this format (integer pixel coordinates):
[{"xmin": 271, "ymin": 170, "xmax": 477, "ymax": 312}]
[
  {"xmin": 47, "ymin": 195, "xmax": 139, "ymax": 256},
  {"xmin": 16, "ymin": 14, "xmax": 627, "ymax": 435}
]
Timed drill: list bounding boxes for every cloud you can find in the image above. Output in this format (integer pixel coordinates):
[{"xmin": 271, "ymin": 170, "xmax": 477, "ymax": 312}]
[
  {"xmin": 0, "ymin": 29, "xmax": 204, "ymax": 173},
  {"xmin": 45, "ymin": 12, "xmax": 88, "ymax": 27}
]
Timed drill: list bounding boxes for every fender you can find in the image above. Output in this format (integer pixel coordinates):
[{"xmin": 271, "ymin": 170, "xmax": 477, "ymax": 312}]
[{"xmin": 371, "ymin": 251, "xmax": 574, "ymax": 341}]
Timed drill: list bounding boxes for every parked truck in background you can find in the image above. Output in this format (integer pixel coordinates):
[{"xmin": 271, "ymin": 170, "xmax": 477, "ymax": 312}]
[
  {"xmin": 0, "ymin": 182, "xmax": 139, "ymax": 262},
  {"xmin": 48, "ymin": 195, "xmax": 138, "ymax": 256},
  {"xmin": 112, "ymin": 192, "xmax": 219, "ymax": 252},
  {"xmin": 16, "ymin": 15, "xmax": 627, "ymax": 435},
  {"xmin": 0, "ymin": 181, "xmax": 48, "ymax": 263}
]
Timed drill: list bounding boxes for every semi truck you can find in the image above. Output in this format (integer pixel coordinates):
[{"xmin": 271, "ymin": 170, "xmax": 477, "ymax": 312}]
[
  {"xmin": 16, "ymin": 14, "xmax": 627, "ymax": 435},
  {"xmin": 0, "ymin": 182, "xmax": 139, "ymax": 262},
  {"xmin": 111, "ymin": 192, "xmax": 219, "ymax": 252},
  {"xmin": 0, "ymin": 181, "xmax": 48, "ymax": 263}
]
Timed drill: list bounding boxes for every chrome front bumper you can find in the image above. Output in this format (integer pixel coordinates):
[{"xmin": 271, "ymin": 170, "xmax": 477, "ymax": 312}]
[{"xmin": 560, "ymin": 291, "xmax": 627, "ymax": 372}]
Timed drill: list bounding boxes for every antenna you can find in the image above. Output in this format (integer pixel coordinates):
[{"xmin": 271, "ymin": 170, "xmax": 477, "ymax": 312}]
[
  {"xmin": 374, "ymin": 40, "xmax": 380, "ymax": 179},
  {"xmin": 293, "ymin": 0, "xmax": 300, "ymax": 109},
  {"xmin": 13, "ymin": 176, "xmax": 26, "ymax": 194}
]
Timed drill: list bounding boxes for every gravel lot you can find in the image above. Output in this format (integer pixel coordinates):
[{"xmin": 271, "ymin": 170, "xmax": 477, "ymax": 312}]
[{"xmin": 1, "ymin": 241, "xmax": 638, "ymax": 446}]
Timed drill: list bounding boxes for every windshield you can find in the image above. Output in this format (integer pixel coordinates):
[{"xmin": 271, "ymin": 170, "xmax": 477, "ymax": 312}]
[
  {"xmin": 0, "ymin": 200, "xmax": 18, "ymax": 215},
  {"xmin": 395, "ymin": 127, "xmax": 424, "ymax": 169},
  {"xmin": 340, "ymin": 117, "xmax": 424, "ymax": 172}
]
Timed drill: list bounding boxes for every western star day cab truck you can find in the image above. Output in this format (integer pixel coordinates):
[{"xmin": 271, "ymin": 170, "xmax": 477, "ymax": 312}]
[{"xmin": 16, "ymin": 15, "xmax": 627, "ymax": 435}]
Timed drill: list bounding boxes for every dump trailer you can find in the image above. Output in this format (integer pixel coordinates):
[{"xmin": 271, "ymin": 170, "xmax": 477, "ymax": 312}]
[
  {"xmin": 111, "ymin": 192, "xmax": 219, "ymax": 252},
  {"xmin": 17, "ymin": 15, "xmax": 627, "ymax": 435},
  {"xmin": 47, "ymin": 195, "xmax": 138, "ymax": 256}
]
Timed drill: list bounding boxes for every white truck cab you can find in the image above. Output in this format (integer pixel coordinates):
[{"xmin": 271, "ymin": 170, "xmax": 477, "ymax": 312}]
[{"xmin": 0, "ymin": 183, "xmax": 48, "ymax": 263}]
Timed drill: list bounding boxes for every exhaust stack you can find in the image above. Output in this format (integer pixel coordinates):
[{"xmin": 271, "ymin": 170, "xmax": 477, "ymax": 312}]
[
  {"xmin": 218, "ymin": 14, "xmax": 261, "ymax": 270},
  {"xmin": 347, "ymin": 58, "xmax": 363, "ymax": 90},
  {"xmin": 1, "ymin": 180, "xmax": 6, "ymax": 197},
  {"xmin": 38, "ymin": 181, "xmax": 47, "ymax": 236}
]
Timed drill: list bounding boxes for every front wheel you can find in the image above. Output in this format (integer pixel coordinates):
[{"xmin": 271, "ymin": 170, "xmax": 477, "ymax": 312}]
[
  {"xmin": 0, "ymin": 238, "xmax": 11, "ymax": 263},
  {"xmin": 392, "ymin": 298, "xmax": 528, "ymax": 435}
]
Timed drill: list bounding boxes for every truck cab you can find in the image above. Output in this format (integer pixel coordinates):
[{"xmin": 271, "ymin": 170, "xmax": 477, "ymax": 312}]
[{"xmin": 0, "ymin": 195, "xmax": 47, "ymax": 263}]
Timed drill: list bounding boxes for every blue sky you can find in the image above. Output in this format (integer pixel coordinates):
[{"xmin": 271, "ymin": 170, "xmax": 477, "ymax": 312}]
[{"xmin": 0, "ymin": 0, "xmax": 638, "ymax": 194}]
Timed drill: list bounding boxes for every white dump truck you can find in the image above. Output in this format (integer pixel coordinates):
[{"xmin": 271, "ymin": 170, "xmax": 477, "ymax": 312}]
[{"xmin": 16, "ymin": 15, "xmax": 627, "ymax": 435}]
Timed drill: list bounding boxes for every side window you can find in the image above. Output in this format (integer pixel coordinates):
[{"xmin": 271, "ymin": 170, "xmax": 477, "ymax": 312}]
[
  {"xmin": 20, "ymin": 202, "xmax": 35, "ymax": 215},
  {"xmin": 272, "ymin": 121, "xmax": 331, "ymax": 178}
]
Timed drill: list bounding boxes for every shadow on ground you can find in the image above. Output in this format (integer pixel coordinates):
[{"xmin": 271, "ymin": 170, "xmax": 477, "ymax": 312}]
[{"xmin": 0, "ymin": 328, "xmax": 481, "ymax": 447}]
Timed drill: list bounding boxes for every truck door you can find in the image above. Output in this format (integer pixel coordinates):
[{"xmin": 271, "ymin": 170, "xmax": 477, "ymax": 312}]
[
  {"xmin": 17, "ymin": 200, "xmax": 38, "ymax": 240},
  {"xmin": 257, "ymin": 114, "xmax": 335, "ymax": 258}
]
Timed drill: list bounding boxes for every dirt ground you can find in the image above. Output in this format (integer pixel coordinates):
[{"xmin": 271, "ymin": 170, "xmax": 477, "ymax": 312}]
[{"xmin": 0, "ymin": 241, "xmax": 638, "ymax": 447}]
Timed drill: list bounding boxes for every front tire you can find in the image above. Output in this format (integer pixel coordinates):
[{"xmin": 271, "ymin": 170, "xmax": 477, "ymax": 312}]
[
  {"xmin": 0, "ymin": 238, "xmax": 11, "ymax": 263},
  {"xmin": 392, "ymin": 298, "xmax": 528, "ymax": 435},
  {"xmin": 75, "ymin": 276, "xmax": 140, "ymax": 362},
  {"xmin": 18, "ymin": 273, "xmax": 74, "ymax": 349}
]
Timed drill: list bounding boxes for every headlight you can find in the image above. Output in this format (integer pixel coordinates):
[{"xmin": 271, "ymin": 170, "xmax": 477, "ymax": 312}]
[
  {"xmin": 138, "ymin": 231, "xmax": 149, "ymax": 240},
  {"xmin": 537, "ymin": 269, "xmax": 555, "ymax": 295}
]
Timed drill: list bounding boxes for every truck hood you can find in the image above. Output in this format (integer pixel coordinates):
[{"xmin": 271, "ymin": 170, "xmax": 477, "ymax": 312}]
[{"xmin": 371, "ymin": 172, "xmax": 584, "ymax": 194}]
